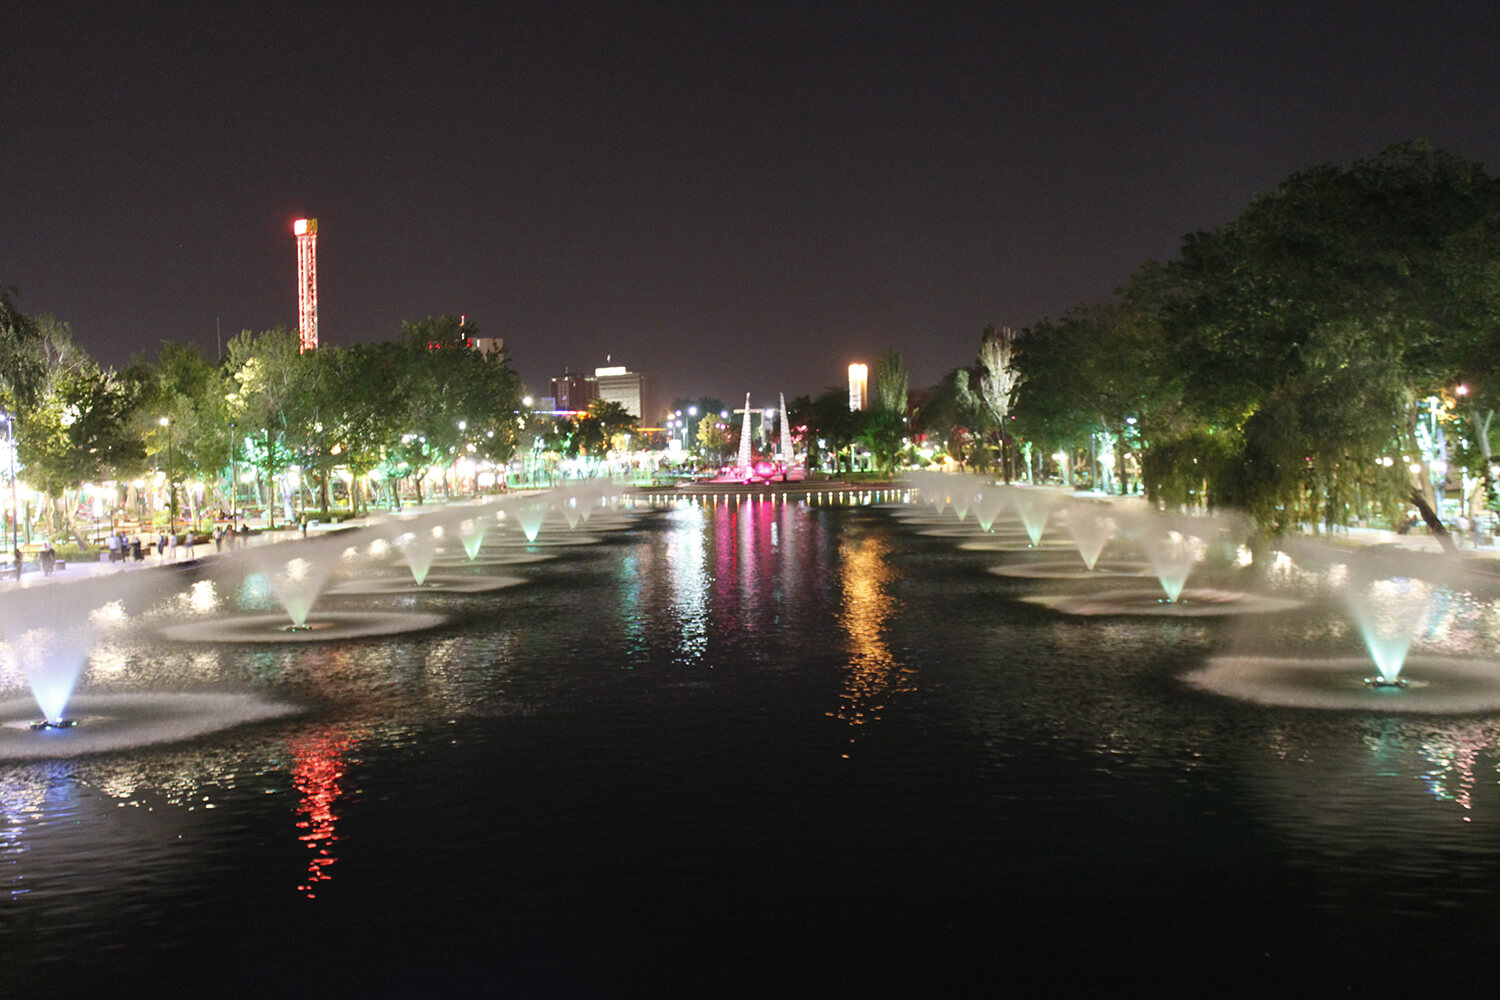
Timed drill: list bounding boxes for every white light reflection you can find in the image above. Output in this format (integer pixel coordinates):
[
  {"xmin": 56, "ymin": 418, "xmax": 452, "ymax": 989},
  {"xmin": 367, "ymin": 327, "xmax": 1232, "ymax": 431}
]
[{"xmin": 666, "ymin": 505, "xmax": 709, "ymax": 662}]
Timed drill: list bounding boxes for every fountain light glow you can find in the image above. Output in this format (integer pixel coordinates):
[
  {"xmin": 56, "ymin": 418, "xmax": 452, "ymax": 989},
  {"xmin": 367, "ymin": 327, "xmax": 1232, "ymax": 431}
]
[
  {"xmin": 1145, "ymin": 528, "xmax": 1204, "ymax": 603},
  {"xmin": 972, "ymin": 489, "xmax": 1006, "ymax": 532},
  {"xmin": 1063, "ymin": 502, "xmax": 1115, "ymax": 570},
  {"xmin": 459, "ymin": 519, "xmax": 487, "ymax": 560},
  {"xmin": 516, "ymin": 503, "xmax": 547, "ymax": 542},
  {"xmin": 0, "ymin": 593, "xmax": 112, "ymax": 727},
  {"xmin": 268, "ymin": 556, "xmax": 336, "ymax": 627},
  {"xmin": 1015, "ymin": 491, "xmax": 1054, "ymax": 546},
  {"xmin": 1345, "ymin": 576, "xmax": 1435, "ymax": 686},
  {"xmin": 395, "ymin": 531, "xmax": 439, "ymax": 585}
]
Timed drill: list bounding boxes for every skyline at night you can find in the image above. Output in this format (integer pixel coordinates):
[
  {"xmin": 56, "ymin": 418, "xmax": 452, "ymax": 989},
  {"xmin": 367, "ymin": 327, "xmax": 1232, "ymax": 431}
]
[{"xmin": 6, "ymin": 2, "xmax": 1498, "ymax": 404}]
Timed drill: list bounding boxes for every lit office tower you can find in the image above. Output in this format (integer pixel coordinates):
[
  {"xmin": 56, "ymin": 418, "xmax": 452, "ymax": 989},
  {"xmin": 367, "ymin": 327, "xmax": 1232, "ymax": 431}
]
[
  {"xmin": 848, "ymin": 363, "xmax": 868, "ymax": 411},
  {"xmin": 294, "ymin": 218, "xmax": 319, "ymax": 352}
]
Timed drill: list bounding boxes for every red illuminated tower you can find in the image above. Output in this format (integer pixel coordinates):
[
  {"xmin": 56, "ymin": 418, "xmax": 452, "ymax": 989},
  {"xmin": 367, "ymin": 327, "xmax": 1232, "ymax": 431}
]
[{"xmin": 294, "ymin": 218, "xmax": 319, "ymax": 352}]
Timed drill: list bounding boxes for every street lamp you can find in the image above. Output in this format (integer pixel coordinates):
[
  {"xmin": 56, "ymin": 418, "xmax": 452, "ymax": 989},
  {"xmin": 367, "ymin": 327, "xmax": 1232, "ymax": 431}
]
[
  {"xmin": 1, "ymin": 412, "xmax": 15, "ymax": 555},
  {"xmin": 227, "ymin": 420, "xmax": 238, "ymax": 528},
  {"xmin": 160, "ymin": 416, "xmax": 176, "ymax": 531}
]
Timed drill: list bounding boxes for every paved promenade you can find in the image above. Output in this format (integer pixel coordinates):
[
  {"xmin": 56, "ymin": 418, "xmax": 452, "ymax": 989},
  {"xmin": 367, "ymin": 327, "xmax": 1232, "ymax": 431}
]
[
  {"xmin": 2, "ymin": 495, "xmax": 1497, "ymax": 594},
  {"xmin": 0, "ymin": 520, "xmax": 353, "ymax": 592}
]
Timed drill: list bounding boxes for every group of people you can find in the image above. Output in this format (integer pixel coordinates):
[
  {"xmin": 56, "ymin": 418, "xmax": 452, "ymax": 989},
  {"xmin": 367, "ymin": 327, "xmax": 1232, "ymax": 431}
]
[
  {"xmin": 104, "ymin": 529, "xmax": 214, "ymax": 563},
  {"xmin": 10, "ymin": 542, "xmax": 58, "ymax": 577},
  {"xmin": 8, "ymin": 521, "xmax": 261, "ymax": 581},
  {"xmin": 213, "ymin": 523, "xmax": 252, "ymax": 550},
  {"xmin": 106, "ymin": 531, "xmax": 159, "ymax": 562}
]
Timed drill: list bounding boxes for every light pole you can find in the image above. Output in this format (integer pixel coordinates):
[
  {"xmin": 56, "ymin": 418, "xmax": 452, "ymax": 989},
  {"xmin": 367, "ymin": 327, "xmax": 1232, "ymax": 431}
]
[
  {"xmin": 160, "ymin": 416, "xmax": 176, "ymax": 532},
  {"xmin": 227, "ymin": 421, "xmax": 238, "ymax": 528},
  {"xmin": 457, "ymin": 420, "xmax": 467, "ymax": 496},
  {"xmin": 2, "ymin": 412, "xmax": 15, "ymax": 555}
]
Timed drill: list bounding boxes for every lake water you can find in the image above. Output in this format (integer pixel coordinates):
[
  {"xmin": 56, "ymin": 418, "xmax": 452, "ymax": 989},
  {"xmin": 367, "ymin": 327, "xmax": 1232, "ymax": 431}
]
[{"xmin": 5, "ymin": 494, "xmax": 1500, "ymax": 996}]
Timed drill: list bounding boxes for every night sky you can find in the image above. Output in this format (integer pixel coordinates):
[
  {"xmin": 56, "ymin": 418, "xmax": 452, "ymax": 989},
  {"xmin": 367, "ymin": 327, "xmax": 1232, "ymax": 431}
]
[{"xmin": 5, "ymin": 1, "xmax": 1498, "ymax": 407}]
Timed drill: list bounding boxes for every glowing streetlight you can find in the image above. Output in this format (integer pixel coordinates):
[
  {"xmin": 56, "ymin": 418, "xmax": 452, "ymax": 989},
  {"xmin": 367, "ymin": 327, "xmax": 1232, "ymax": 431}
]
[
  {"xmin": 228, "ymin": 420, "xmax": 238, "ymax": 527},
  {"xmin": 1, "ymin": 412, "xmax": 15, "ymax": 555},
  {"xmin": 160, "ymin": 416, "xmax": 176, "ymax": 530}
]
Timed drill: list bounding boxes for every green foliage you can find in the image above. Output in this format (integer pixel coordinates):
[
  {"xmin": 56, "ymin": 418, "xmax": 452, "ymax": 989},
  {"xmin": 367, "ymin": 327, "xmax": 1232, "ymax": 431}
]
[
  {"xmin": 0, "ymin": 287, "xmax": 48, "ymax": 411},
  {"xmin": 873, "ymin": 348, "xmax": 909, "ymax": 415},
  {"xmin": 694, "ymin": 413, "xmax": 733, "ymax": 464},
  {"xmin": 913, "ymin": 368, "xmax": 984, "ymax": 467},
  {"xmin": 390, "ymin": 316, "xmax": 526, "ymax": 494},
  {"xmin": 1140, "ymin": 142, "xmax": 1500, "ymax": 522},
  {"xmin": 790, "ymin": 389, "xmax": 868, "ymax": 472},
  {"xmin": 17, "ymin": 318, "xmax": 144, "ymax": 534}
]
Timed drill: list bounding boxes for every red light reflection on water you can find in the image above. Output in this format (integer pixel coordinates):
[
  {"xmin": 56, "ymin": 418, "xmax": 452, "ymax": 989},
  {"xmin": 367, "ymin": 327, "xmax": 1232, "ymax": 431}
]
[{"xmin": 289, "ymin": 729, "xmax": 355, "ymax": 899}]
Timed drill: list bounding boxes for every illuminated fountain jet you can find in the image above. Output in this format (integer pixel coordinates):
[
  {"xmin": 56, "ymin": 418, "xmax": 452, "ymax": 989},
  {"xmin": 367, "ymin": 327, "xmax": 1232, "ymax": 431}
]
[
  {"xmin": 1063, "ymin": 501, "xmax": 1115, "ymax": 570},
  {"xmin": 458, "ymin": 519, "xmax": 487, "ymax": 560},
  {"xmin": 516, "ymin": 502, "xmax": 548, "ymax": 542},
  {"xmin": 1014, "ymin": 489, "xmax": 1057, "ymax": 547},
  {"xmin": 395, "ymin": 526, "xmax": 444, "ymax": 586},
  {"xmin": 1344, "ymin": 572, "xmax": 1434, "ymax": 688},
  {"xmin": 972, "ymin": 487, "xmax": 1007, "ymax": 532}
]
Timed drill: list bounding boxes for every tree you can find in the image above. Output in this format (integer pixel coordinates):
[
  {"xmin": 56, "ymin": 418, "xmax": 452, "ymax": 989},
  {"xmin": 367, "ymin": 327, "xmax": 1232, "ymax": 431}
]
[
  {"xmin": 317, "ymin": 342, "xmax": 406, "ymax": 513},
  {"xmin": 587, "ymin": 399, "xmax": 639, "ymax": 452},
  {"xmin": 969, "ymin": 325, "xmax": 1022, "ymax": 480},
  {"xmin": 19, "ymin": 319, "xmax": 144, "ymax": 541},
  {"xmin": 223, "ymin": 326, "xmax": 317, "ymax": 527},
  {"xmin": 911, "ymin": 368, "xmax": 985, "ymax": 469},
  {"xmin": 0, "ymin": 287, "xmax": 48, "ymax": 412},
  {"xmin": 1014, "ymin": 299, "xmax": 1178, "ymax": 494},
  {"xmin": 790, "ymin": 389, "xmax": 866, "ymax": 473},
  {"xmin": 864, "ymin": 349, "xmax": 910, "ymax": 474},
  {"xmin": 1153, "ymin": 141, "xmax": 1500, "ymax": 537},
  {"xmin": 390, "ymin": 316, "xmax": 526, "ymax": 501},
  {"xmin": 873, "ymin": 349, "xmax": 909, "ymax": 414},
  {"xmin": 695, "ymin": 414, "xmax": 734, "ymax": 465},
  {"xmin": 128, "ymin": 341, "xmax": 231, "ymax": 524}
]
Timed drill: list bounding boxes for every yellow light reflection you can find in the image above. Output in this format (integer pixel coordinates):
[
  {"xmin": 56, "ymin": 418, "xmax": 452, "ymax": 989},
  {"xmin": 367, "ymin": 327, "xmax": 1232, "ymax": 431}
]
[{"xmin": 833, "ymin": 532, "xmax": 910, "ymax": 756}]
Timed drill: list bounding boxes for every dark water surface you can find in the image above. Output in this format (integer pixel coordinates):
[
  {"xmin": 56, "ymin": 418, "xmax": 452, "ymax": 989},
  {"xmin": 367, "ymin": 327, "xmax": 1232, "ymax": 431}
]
[{"xmin": 5, "ymin": 498, "xmax": 1500, "ymax": 996}]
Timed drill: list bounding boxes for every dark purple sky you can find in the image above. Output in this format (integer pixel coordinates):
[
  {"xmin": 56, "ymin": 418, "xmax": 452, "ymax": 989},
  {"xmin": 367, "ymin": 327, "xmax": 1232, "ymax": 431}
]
[{"xmin": 5, "ymin": 1, "xmax": 1498, "ymax": 408}]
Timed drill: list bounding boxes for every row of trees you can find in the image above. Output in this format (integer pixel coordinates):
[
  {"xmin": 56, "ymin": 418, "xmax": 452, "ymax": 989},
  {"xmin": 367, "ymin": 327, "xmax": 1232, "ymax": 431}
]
[
  {"xmin": 1007, "ymin": 141, "xmax": 1500, "ymax": 537},
  {"xmin": 0, "ymin": 306, "xmax": 528, "ymax": 541},
  {"xmin": 868, "ymin": 141, "xmax": 1498, "ymax": 540}
]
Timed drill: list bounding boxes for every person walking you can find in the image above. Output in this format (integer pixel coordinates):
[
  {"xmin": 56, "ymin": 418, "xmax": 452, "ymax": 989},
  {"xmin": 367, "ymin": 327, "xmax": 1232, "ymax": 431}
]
[
  {"xmin": 184, "ymin": 531, "xmax": 195, "ymax": 560},
  {"xmin": 39, "ymin": 541, "xmax": 55, "ymax": 576},
  {"xmin": 131, "ymin": 536, "xmax": 143, "ymax": 561}
]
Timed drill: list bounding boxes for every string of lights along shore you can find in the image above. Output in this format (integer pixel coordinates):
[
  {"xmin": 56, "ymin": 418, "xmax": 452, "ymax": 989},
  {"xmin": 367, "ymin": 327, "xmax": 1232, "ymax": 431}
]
[{"xmin": 294, "ymin": 218, "xmax": 318, "ymax": 353}]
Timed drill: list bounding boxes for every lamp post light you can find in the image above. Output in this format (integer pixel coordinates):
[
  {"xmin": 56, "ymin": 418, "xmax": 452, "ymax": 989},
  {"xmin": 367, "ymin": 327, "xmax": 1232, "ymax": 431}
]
[
  {"xmin": 160, "ymin": 416, "xmax": 176, "ymax": 532},
  {"xmin": 228, "ymin": 420, "xmax": 238, "ymax": 528},
  {"xmin": 1, "ymin": 412, "xmax": 15, "ymax": 555}
]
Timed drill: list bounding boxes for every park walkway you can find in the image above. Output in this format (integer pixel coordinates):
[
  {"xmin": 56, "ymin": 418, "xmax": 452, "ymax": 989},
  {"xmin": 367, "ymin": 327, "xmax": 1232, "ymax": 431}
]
[
  {"xmin": 1, "ymin": 494, "xmax": 1497, "ymax": 594},
  {"xmin": 0, "ymin": 518, "xmax": 358, "ymax": 593}
]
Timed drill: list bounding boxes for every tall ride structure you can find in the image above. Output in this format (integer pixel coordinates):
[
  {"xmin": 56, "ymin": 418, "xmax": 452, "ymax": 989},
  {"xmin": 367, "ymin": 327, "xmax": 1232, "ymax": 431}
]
[{"xmin": 293, "ymin": 218, "xmax": 319, "ymax": 352}]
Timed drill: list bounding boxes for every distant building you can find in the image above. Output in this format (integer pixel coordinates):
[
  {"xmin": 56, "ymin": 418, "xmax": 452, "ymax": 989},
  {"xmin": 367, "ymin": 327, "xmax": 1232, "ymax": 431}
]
[
  {"xmin": 594, "ymin": 365, "xmax": 655, "ymax": 420},
  {"xmin": 425, "ymin": 316, "xmax": 503, "ymax": 357},
  {"xmin": 466, "ymin": 336, "xmax": 504, "ymax": 358},
  {"xmin": 551, "ymin": 370, "xmax": 598, "ymax": 411},
  {"xmin": 848, "ymin": 363, "xmax": 868, "ymax": 411}
]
